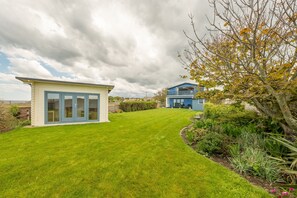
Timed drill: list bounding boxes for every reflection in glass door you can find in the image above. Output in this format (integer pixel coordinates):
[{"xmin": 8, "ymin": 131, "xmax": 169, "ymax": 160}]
[
  {"xmin": 47, "ymin": 93, "xmax": 60, "ymax": 122},
  {"xmin": 64, "ymin": 95, "xmax": 73, "ymax": 119},
  {"xmin": 88, "ymin": 95, "xmax": 98, "ymax": 120},
  {"xmin": 76, "ymin": 95, "xmax": 85, "ymax": 120}
]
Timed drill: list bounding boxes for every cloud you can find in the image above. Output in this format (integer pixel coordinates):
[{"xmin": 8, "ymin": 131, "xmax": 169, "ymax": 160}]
[
  {"xmin": 0, "ymin": 73, "xmax": 31, "ymax": 100},
  {"xmin": 0, "ymin": 0, "xmax": 211, "ymax": 99},
  {"xmin": 9, "ymin": 58, "xmax": 52, "ymax": 78}
]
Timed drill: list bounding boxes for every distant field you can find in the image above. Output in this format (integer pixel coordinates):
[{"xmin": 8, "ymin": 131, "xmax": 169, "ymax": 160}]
[{"xmin": 0, "ymin": 100, "xmax": 30, "ymax": 107}]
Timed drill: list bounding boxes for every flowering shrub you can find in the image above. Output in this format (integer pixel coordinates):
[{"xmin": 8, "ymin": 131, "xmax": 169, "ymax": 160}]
[{"xmin": 269, "ymin": 187, "xmax": 296, "ymax": 197}]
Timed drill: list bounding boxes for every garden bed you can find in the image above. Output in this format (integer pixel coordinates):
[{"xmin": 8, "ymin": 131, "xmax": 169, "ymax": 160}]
[
  {"xmin": 180, "ymin": 103, "xmax": 297, "ymax": 197},
  {"xmin": 180, "ymin": 126, "xmax": 272, "ymax": 191}
]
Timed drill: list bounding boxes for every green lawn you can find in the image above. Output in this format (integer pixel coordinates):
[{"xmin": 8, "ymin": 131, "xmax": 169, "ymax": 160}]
[{"xmin": 0, "ymin": 109, "xmax": 270, "ymax": 197}]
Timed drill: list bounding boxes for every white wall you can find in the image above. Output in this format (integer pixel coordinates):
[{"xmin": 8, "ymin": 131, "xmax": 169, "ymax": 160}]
[{"xmin": 31, "ymin": 82, "xmax": 109, "ymax": 126}]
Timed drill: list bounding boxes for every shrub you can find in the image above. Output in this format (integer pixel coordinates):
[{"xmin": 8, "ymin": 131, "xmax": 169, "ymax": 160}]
[
  {"xmin": 194, "ymin": 119, "xmax": 219, "ymax": 132},
  {"xmin": 119, "ymin": 101, "xmax": 157, "ymax": 112},
  {"xmin": 203, "ymin": 103, "xmax": 258, "ymax": 125},
  {"xmin": 0, "ymin": 103, "xmax": 18, "ymax": 132},
  {"xmin": 10, "ymin": 105, "xmax": 20, "ymax": 118},
  {"xmin": 238, "ymin": 131, "xmax": 265, "ymax": 149},
  {"xmin": 185, "ymin": 128, "xmax": 207, "ymax": 144},
  {"xmin": 18, "ymin": 119, "xmax": 31, "ymax": 127},
  {"xmin": 271, "ymin": 137, "xmax": 297, "ymax": 184},
  {"xmin": 258, "ymin": 117, "xmax": 283, "ymax": 134},
  {"xmin": 203, "ymin": 119, "xmax": 217, "ymax": 130},
  {"xmin": 265, "ymin": 136, "xmax": 289, "ymax": 158},
  {"xmin": 230, "ymin": 146, "xmax": 279, "ymax": 182},
  {"xmin": 229, "ymin": 132, "xmax": 280, "ymax": 182},
  {"xmin": 196, "ymin": 132, "xmax": 225, "ymax": 156},
  {"xmin": 241, "ymin": 123, "xmax": 258, "ymax": 134},
  {"xmin": 195, "ymin": 120, "xmax": 205, "ymax": 128},
  {"xmin": 228, "ymin": 144, "xmax": 241, "ymax": 157},
  {"xmin": 221, "ymin": 123, "xmax": 242, "ymax": 137}
]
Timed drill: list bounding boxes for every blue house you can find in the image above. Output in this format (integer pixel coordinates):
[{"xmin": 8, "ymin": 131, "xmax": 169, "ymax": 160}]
[{"xmin": 166, "ymin": 82, "xmax": 205, "ymax": 111}]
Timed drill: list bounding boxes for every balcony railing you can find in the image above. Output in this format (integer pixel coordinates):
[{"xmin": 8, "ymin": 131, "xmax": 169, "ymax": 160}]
[{"xmin": 167, "ymin": 90, "xmax": 197, "ymax": 96}]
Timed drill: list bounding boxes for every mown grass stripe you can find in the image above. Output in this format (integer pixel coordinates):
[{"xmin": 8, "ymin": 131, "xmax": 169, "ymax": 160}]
[{"xmin": 0, "ymin": 109, "xmax": 270, "ymax": 197}]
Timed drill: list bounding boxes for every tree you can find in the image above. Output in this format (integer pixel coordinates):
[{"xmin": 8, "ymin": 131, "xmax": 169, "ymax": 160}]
[
  {"xmin": 108, "ymin": 96, "xmax": 124, "ymax": 103},
  {"xmin": 180, "ymin": 0, "xmax": 297, "ymax": 134},
  {"xmin": 153, "ymin": 89, "xmax": 167, "ymax": 107}
]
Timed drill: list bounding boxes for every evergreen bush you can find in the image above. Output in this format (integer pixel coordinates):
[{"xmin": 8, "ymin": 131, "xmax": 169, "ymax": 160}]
[{"xmin": 120, "ymin": 101, "xmax": 157, "ymax": 112}]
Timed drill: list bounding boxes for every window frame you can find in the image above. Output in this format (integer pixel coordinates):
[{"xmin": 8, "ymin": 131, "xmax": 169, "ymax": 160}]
[{"xmin": 44, "ymin": 91, "xmax": 100, "ymax": 124}]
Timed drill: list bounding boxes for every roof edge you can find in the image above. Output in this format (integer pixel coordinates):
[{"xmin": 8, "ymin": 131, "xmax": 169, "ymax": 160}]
[
  {"xmin": 15, "ymin": 76, "xmax": 114, "ymax": 90},
  {"xmin": 167, "ymin": 82, "xmax": 197, "ymax": 89}
]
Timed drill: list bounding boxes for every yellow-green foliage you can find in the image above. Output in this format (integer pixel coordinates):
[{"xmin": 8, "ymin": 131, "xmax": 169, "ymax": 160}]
[
  {"xmin": 0, "ymin": 103, "xmax": 17, "ymax": 132},
  {"xmin": 204, "ymin": 103, "xmax": 258, "ymax": 125},
  {"xmin": 182, "ymin": 0, "xmax": 297, "ymax": 132}
]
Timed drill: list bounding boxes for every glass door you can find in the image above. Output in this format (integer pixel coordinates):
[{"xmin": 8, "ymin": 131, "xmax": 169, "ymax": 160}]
[
  {"xmin": 88, "ymin": 95, "xmax": 98, "ymax": 120},
  {"xmin": 62, "ymin": 95, "xmax": 74, "ymax": 121},
  {"xmin": 47, "ymin": 93, "xmax": 60, "ymax": 123},
  {"xmin": 62, "ymin": 94, "xmax": 87, "ymax": 122},
  {"xmin": 75, "ymin": 95, "xmax": 86, "ymax": 121},
  {"xmin": 46, "ymin": 92, "xmax": 96, "ymax": 124}
]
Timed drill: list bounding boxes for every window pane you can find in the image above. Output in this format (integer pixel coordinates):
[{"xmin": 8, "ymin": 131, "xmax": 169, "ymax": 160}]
[
  {"xmin": 89, "ymin": 95, "xmax": 98, "ymax": 120},
  {"xmin": 77, "ymin": 95, "xmax": 85, "ymax": 118},
  {"xmin": 64, "ymin": 95, "xmax": 73, "ymax": 118},
  {"xmin": 47, "ymin": 93, "xmax": 60, "ymax": 122}
]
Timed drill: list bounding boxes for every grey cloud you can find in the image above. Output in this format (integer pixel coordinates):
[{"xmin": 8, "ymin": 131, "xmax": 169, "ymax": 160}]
[{"xmin": 0, "ymin": 0, "xmax": 211, "ymax": 97}]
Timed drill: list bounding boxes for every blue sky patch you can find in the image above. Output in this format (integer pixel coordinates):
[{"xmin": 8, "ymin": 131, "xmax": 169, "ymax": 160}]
[
  {"xmin": 39, "ymin": 61, "xmax": 72, "ymax": 78},
  {"xmin": 0, "ymin": 52, "xmax": 10, "ymax": 72}
]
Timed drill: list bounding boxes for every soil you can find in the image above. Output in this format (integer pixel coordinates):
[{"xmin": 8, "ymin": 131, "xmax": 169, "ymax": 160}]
[{"xmin": 180, "ymin": 126, "xmax": 274, "ymax": 193}]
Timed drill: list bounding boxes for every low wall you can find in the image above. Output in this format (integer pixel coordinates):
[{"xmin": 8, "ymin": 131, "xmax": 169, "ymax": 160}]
[
  {"xmin": 19, "ymin": 106, "xmax": 31, "ymax": 120},
  {"xmin": 108, "ymin": 103, "xmax": 120, "ymax": 113}
]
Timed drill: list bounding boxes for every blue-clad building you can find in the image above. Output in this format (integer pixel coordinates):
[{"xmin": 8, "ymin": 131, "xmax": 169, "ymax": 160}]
[{"xmin": 166, "ymin": 82, "xmax": 205, "ymax": 111}]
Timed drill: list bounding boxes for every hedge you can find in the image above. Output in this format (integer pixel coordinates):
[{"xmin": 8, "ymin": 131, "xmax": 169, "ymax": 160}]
[
  {"xmin": 203, "ymin": 102, "xmax": 258, "ymax": 125},
  {"xmin": 0, "ymin": 103, "xmax": 18, "ymax": 132},
  {"xmin": 119, "ymin": 101, "xmax": 157, "ymax": 112}
]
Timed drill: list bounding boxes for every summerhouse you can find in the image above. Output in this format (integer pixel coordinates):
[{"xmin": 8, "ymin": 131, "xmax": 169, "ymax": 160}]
[{"xmin": 16, "ymin": 77, "xmax": 114, "ymax": 126}]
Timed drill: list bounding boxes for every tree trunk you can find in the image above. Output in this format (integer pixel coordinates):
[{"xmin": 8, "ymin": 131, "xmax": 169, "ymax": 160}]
[{"xmin": 264, "ymin": 85, "xmax": 297, "ymax": 135}]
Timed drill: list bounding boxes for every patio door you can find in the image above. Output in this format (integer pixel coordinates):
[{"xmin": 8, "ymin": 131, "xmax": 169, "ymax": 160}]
[
  {"xmin": 46, "ymin": 92, "xmax": 99, "ymax": 124},
  {"xmin": 62, "ymin": 94, "xmax": 87, "ymax": 122}
]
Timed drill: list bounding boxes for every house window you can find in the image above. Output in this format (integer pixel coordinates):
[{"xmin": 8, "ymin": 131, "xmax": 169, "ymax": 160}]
[
  {"xmin": 47, "ymin": 93, "xmax": 60, "ymax": 122},
  {"xmin": 173, "ymin": 99, "xmax": 185, "ymax": 107},
  {"xmin": 199, "ymin": 99, "xmax": 204, "ymax": 104}
]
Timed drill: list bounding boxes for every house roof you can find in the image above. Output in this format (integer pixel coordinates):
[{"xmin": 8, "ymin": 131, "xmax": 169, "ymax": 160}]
[
  {"xmin": 167, "ymin": 82, "xmax": 197, "ymax": 89},
  {"xmin": 16, "ymin": 76, "xmax": 114, "ymax": 92}
]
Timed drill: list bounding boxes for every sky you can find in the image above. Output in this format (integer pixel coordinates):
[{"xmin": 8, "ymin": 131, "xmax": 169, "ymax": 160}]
[{"xmin": 0, "ymin": 0, "xmax": 210, "ymax": 100}]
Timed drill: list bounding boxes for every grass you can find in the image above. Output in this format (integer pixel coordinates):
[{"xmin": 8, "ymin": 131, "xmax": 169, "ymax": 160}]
[{"xmin": 0, "ymin": 108, "xmax": 270, "ymax": 197}]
